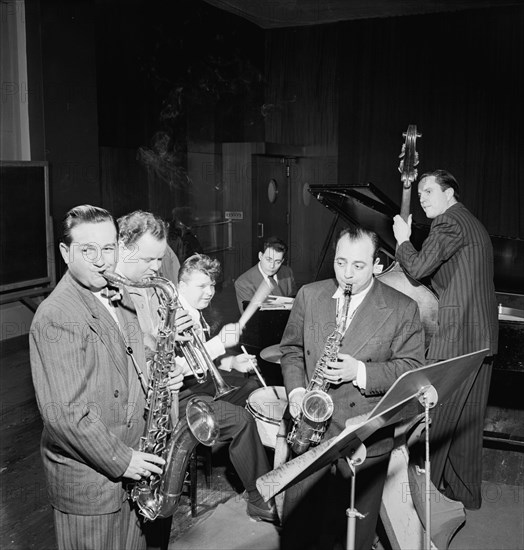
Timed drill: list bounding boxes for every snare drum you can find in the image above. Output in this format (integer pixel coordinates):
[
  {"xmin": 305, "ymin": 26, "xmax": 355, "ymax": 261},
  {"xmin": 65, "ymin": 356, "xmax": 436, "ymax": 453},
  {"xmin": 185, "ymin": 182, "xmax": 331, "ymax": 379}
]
[{"xmin": 246, "ymin": 386, "xmax": 288, "ymax": 448}]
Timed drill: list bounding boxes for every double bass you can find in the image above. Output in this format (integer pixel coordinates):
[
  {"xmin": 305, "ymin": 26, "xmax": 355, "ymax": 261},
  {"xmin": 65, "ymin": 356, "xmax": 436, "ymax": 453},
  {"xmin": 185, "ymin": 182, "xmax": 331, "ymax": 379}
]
[{"xmin": 377, "ymin": 125, "xmax": 438, "ymax": 349}]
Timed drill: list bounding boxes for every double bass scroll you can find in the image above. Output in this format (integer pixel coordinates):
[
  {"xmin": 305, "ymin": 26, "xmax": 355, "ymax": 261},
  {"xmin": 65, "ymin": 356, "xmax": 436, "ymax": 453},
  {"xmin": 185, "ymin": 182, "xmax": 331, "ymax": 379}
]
[{"xmin": 376, "ymin": 125, "xmax": 438, "ymax": 349}]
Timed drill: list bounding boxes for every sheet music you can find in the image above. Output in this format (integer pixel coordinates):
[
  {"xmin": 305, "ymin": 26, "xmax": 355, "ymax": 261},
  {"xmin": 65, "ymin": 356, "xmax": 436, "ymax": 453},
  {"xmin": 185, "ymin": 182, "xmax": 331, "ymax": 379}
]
[{"xmin": 260, "ymin": 295, "xmax": 294, "ymax": 310}]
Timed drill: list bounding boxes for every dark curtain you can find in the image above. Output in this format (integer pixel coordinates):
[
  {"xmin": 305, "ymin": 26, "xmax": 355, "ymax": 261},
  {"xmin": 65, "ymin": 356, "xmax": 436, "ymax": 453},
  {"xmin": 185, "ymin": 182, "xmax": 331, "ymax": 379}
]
[
  {"xmin": 265, "ymin": 25, "xmax": 339, "ymax": 151},
  {"xmin": 338, "ymin": 6, "xmax": 524, "ymax": 238}
]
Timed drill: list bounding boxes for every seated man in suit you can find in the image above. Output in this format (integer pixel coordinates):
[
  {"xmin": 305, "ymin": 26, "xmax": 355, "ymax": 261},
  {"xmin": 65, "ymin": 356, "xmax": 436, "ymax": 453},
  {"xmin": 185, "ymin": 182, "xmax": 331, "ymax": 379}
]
[
  {"xmin": 116, "ymin": 210, "xmax": 277, "ymax": 525},
  {"xmin": 280, "ymin": 226, "xmax": 425, "ymax": 550},
  {"xmin": 234, "ymin": 236, "xmax": 296, "ymax": 313}
]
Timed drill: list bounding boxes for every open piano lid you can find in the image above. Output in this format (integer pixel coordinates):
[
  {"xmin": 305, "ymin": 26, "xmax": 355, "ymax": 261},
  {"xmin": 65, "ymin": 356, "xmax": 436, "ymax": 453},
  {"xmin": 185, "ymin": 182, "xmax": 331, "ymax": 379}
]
[{"xmin": 308, "ymin": 183, "xmax": 524, "ymax": 296}]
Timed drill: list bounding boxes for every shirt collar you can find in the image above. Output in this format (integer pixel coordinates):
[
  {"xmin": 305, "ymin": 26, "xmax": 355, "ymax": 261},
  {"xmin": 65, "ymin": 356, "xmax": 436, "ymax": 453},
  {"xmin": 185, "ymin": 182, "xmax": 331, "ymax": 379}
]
[
  {"xmin": 332, "ymin": 278, "xmax": 374, "ymax": 304},
  {"xmin": 258, "ymin": 262, "xmax": 277, "ymax": 285}
]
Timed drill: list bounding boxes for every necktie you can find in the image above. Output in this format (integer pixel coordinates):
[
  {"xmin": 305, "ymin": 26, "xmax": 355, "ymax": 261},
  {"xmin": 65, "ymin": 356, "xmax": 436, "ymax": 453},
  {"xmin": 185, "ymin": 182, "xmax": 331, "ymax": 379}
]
[{"xmin": 199, "ymin": 312, "xmax": 210, "ymax": 340}]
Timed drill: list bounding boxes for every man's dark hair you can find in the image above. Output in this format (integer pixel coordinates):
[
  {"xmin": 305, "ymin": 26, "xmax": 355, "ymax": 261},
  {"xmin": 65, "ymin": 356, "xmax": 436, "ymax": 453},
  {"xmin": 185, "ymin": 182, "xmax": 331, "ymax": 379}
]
[
  {"xmin": 262, "ymin": 236, "xmax": 287, "ymax": 255},
  {"xmin": 61, "ymin": 205, "xmax": 116, "ymax": 246},
  {"xmin": 419, "ymin": 169, "xmax": 461, "ymax": 200},
  {"xmin": 337, "ymin": 226, "xmax": 380, "ymax": 261},
  {"xmin": 117, "ymin": 210, "xmax": 168, "ymax": 246},
  {"xmin": 178, "ymin": 253, "xmax": 221, "ymax": 283}
]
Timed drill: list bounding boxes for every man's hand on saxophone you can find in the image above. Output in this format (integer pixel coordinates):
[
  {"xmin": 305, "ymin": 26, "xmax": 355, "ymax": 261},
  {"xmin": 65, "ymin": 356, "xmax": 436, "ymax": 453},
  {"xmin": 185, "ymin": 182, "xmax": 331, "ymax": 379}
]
[
  {"xmin": 324, "ymin": 352, "xmax": 360, "ymax": 385},
  {"xmin": 123, "ymin": 450, "xmax": 166, "ymax": 481},
  {"xmin": 166, "ymin": 367, "xmax": 184, "ymax": 393}
]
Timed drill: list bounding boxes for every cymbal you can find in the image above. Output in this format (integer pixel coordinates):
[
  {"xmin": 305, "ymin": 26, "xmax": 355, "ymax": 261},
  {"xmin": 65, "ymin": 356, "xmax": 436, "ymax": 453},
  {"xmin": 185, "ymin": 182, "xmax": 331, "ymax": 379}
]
[{"xmin": 260, "ymin": 344, "xmax": 283, "ymax": 364}]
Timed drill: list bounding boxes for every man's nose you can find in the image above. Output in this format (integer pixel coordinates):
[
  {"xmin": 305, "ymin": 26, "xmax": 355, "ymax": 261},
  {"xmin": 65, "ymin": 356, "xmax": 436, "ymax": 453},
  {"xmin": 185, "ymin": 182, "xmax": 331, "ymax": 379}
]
[{"xmin": 150, "ymin": 259, "xmax": 161, "ymax": 272}]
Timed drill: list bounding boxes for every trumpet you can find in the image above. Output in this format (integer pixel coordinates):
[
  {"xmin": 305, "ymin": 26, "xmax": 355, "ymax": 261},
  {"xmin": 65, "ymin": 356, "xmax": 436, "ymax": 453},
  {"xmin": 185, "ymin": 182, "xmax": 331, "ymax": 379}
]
[
  {"xmin": 176, "ymin": 314, "xmax": 238, "ymax": 400},
  {"xmin": 104, "ymin": 271, "xmax": 237, "ymax": 400}
]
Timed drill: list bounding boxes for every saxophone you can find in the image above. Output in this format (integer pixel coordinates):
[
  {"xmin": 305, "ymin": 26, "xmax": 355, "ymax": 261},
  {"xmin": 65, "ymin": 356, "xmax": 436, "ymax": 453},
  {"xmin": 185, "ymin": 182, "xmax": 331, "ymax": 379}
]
[
  {"xmin": 287, "ymin": 283, "xmax": 352, "ymax": 455},
  {"xmin": 103, "ymin": 272, "xmax": 230, "ymax": 521}
]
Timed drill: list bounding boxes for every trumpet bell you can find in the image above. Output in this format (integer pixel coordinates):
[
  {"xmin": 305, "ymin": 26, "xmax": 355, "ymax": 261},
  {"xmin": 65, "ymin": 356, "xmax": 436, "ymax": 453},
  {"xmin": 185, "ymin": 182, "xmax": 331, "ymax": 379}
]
[{"xmin": 186, "ymin": 396, "xmax": 220, "ymax": 447}]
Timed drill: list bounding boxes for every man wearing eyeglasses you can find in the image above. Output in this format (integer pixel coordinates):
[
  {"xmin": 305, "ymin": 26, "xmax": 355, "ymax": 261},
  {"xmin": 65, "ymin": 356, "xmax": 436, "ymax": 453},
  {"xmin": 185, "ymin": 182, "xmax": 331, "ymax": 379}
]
[{"xmin": 234, "ymin": 236, "xmax": 296, "ymax": 313}]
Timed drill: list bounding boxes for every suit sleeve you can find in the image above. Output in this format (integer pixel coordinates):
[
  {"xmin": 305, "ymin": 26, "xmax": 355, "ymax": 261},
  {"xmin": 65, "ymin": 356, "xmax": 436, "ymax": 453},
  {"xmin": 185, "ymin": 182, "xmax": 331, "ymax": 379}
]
[
  {"xmin": 288, "ymin": 266, "xmax": 297, "ymax": 297},
  {"xmin": 30, "ymin": 305, "xmax": 132, "ymax": 479},
  {"xmin": 160, "ymin": 244, "xmax": 180, "ymax": 285},
  {"xmin": 280, "ymin": 286, "xmax": 308, "ymax": 393},
  {"xmin": 396, "ymin": 214, "xmax": 464, "ymax": 280},
  {"xmin": 364, "ymin": 299, "xmax": 425, "ymax": 395}
]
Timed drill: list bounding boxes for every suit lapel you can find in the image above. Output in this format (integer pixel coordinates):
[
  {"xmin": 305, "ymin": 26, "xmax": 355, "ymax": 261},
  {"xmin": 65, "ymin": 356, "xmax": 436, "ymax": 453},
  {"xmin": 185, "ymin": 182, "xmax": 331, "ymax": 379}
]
[
  {"xmin": 311, "ymin": 282, "xmax": 338, "ymax": 368},
  {"xmin": 116, "ymin": 288, "xmax": 149, "ymax": 416},
  {"xmin": 70, "ymin": 273, "xmax": 130, "ymax": 382},
  {"xmin": 341, "ymin": 280, "xmax": 392, "ymax": 356}
]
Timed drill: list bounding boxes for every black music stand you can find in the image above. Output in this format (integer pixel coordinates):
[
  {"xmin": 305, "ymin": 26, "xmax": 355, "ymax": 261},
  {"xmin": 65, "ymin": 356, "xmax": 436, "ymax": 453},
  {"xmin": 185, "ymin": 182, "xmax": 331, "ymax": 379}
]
[{"xmin": 257, "ymin": 349, "xmax": 488, "ymax": 550}]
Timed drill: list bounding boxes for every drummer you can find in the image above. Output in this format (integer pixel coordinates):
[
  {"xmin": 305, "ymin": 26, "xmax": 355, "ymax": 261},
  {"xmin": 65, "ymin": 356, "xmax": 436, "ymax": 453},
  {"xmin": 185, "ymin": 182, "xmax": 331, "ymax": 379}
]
[{"xmin": 117, "ymin": 211, "xmax": 278, "ymax": 525}]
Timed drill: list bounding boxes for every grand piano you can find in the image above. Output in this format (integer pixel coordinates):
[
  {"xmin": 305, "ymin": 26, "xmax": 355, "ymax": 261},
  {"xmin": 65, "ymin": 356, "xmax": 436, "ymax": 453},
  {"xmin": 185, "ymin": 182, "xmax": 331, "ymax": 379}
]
[{"xmin": 309, "ymin": 182, "xmax": 524, "ymax": 451}]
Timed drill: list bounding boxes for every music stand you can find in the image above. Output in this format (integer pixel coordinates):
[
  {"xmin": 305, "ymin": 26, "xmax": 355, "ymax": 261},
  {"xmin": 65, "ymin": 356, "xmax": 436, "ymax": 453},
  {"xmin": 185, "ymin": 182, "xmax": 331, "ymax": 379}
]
[{"xmin": 257, "ymin": 349, "xmax": 488, "ymax": 550}]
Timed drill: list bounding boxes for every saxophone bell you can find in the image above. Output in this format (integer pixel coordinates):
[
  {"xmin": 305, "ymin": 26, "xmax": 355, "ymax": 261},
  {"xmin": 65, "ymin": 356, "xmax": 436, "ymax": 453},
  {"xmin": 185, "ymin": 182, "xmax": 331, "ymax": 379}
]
[
  {"xmin": 186, "ymin": 395, "xmax": 219, "ymax": 446},
  {"xmin": 286, "ymin": 283, "xmax": 352, "ymax": 455},
  {"xmin": 288, "ymin": 390, "xmax": 334, "ymax": 455},
  {"xmin": 101, "ymin": 271, "xmax": 224, "ymax": 520}
]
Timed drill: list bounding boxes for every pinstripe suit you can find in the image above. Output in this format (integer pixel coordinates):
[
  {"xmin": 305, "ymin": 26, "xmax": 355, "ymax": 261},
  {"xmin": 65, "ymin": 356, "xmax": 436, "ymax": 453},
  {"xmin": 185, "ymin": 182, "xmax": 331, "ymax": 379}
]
[
  {"xmin": 396, "ymin": 201, "xmax": 498, "ymax": 509},
  {"xmin": 234, "ymin": 263, "xmax": 296, "ymax": 312},
  {"xmin": 30, "ymin": 271, "xmax": 148, "ymax": 549},
  {"xmin": 280, "ymin": 278, "xmax": 425, "ymax": 550}
]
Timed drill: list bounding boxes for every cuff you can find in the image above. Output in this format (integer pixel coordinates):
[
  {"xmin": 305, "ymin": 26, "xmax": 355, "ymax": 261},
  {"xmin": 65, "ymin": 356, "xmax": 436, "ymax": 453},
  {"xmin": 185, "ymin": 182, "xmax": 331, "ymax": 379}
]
[
  {"xmin": 205, "ymin": 336, "xmax": 226, "ymax": 360},
  {"xmin": 353, "ymin": 360, "xmax": 367, "ymax": 389}
]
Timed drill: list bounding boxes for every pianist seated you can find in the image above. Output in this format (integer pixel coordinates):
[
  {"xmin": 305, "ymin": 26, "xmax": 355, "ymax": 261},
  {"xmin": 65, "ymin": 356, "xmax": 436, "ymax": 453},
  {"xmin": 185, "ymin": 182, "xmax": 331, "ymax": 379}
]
[{"xmin": 234, "ymin": 236, "xmax": 297, "ymax": 313}]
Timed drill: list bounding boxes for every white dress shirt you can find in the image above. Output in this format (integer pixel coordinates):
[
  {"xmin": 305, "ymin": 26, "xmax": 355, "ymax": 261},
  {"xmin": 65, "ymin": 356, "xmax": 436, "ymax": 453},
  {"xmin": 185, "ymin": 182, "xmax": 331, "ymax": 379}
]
[
  {"xmin": 258, "ymin": 262, "xmax": 277, "ymax": 289},
  {"xmin": 176, "ymin": 294, "xmax": 230, "ymax": 376},
  {"xmin": 332, "ymin": 278, "xmax": 374, "ymax": 388}
]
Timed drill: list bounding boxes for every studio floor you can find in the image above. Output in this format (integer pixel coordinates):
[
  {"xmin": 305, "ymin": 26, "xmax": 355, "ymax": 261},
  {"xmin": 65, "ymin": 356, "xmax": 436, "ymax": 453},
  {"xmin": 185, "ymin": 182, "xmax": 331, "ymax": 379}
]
[{"xmin": 1, "ymin": 284, "xmax": 523, "ymax": 550}]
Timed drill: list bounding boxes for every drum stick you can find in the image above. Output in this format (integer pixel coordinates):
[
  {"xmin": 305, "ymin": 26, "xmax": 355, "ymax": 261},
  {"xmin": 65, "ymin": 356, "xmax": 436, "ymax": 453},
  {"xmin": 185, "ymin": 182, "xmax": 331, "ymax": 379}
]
[
  {"xmin": 241, "ymin": 345, "xmax": 281, "ymax": 400},
  {"xmin": 241, "ymin": 345, "xmax": 266, "ymax": 387},
  {"xmin": 238, "ymin": 279, "xmax": 274, "ymax": 331}
]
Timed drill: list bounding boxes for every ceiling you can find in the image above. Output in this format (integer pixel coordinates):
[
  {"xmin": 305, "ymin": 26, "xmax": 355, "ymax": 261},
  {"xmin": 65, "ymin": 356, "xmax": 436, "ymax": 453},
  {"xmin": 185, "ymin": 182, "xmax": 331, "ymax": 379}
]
[{"xmin": 203, "ymin": 0, "xmax": 523, "ymax": 28}]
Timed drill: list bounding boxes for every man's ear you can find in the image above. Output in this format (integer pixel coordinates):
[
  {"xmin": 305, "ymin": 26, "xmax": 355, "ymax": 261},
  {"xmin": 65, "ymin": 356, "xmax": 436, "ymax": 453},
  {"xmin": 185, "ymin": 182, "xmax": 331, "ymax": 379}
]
[
  {"xmin": 258, "ymin": 251, "xmax": 263, "ymax": 261},
  {"xmin": 118, "ymin": 240, "xmax": 130, "ymax": 264},
  {"xmin": 59, "ymin": 242, "xmax": 70, "ymax": 265},
  {"xmin": 445, "ymin": 187, "xmax": 455, "ymax": 201},
  {"xmin": 373, "ymin": 257, "xmax": 383, "ymax": 274}
]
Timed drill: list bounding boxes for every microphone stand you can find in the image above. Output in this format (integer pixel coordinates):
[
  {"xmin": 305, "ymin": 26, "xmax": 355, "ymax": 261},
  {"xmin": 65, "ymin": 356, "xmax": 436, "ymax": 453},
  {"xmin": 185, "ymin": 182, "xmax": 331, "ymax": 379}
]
[
  {"xmin": 416, "ymin": 385, "xmax": 438, "ymax": 550},
  {"xmin": 345, "ymin": 445, "xmax": 367, "ymax": 550},
  {"xmin": 345, "ymin": 385, "xmax": 437, "ymax": 550}
]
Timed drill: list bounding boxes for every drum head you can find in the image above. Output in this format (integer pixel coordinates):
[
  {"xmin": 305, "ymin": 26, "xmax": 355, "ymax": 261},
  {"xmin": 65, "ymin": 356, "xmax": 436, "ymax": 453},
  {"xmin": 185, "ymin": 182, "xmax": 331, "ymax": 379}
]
[{"xmin": 246, "ymin": 386, "xmax": 287, "ymax": 424}]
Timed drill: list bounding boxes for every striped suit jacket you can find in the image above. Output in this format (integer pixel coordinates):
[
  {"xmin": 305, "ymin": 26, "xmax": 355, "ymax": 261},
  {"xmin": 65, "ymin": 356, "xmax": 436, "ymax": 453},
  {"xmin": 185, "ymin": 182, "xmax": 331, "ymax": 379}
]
[
  {"xmin": 396, "ymin": 202, "xmax": 498, "ymax": 360},
  {"xmin": 29, "ymin": 271, "xmax": 147, "ymax": 515},
  {"xmin": 234, "ymin": 263, "xmax": 296, "ymax": 313}
]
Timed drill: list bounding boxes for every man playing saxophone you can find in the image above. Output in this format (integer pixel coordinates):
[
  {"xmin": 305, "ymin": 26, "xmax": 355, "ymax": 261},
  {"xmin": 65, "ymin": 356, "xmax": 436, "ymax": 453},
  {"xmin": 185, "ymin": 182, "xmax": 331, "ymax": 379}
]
[
  {"xmin": 280, "ymin": 227, "xmax": 425, "ymax": 550},
  {"xmin": 29, "ymin": 205, "xmax": 185, "ymax": 550},
  {"xmin": 116, "ymin": 211, "xmax": 278, "ymax": 526}
]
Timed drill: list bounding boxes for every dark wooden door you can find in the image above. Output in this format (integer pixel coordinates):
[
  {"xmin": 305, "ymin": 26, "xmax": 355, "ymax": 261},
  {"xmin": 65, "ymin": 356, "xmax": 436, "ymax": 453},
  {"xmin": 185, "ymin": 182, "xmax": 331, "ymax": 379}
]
[{"xmin": 252, "ymin": 155, "xmax": 291, "ymax": 263}]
